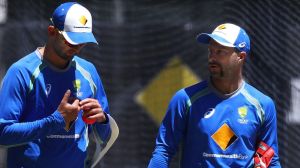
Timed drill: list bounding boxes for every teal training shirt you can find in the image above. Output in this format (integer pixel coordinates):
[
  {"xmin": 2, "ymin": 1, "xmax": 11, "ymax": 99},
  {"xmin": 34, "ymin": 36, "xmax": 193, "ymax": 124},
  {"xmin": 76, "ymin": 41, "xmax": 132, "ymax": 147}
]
[
  {"xmin": 148, "ymin": 80, "xmax": 281, "ymax": 168},
  {"xmin": 0, "ymin": 49, "xmax": 111, "ymax": 168}
]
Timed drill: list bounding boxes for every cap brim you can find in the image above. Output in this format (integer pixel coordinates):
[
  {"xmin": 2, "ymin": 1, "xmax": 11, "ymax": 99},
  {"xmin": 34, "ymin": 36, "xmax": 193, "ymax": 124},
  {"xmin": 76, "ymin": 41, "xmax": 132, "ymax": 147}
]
[
  {"xmin": 197, "ymin": 33, "xmax": 234, "ymax": 48},
  {"xmin": 62, "ymin": 31, "xmax": 98, "ymax": 45}
]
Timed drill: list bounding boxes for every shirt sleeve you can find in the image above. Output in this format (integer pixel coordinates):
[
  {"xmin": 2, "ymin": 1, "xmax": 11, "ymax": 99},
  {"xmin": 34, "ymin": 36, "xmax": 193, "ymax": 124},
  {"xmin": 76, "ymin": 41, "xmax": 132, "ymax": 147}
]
[
  {"xmin": 258, "ymin": 98, "xmax": 281, "ymax": 167},
  {"xmin": 0, "ymin": 65, "xmax": 65, "ymax": 146},
  {"xmin": 148, "ymin": 89, "xmax": 188, "ymax": 168}
]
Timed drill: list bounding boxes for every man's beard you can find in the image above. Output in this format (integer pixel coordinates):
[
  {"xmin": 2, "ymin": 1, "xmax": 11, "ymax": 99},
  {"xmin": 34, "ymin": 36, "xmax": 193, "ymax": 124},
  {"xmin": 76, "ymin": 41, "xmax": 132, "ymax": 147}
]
[
  {"xmin": 210, "ymin": 69, "xmax": 224, "ymax": 78},
  {"xmin": 208, "ymin": 62, "xmax": 224, "ymax": 78},
  {"xmin": 54, "ymin": 47, "xmax": 75, "ymax": 61},
  {"xmin": 58, "ymin": 52, "xmax": 74, "ymax": 61}
]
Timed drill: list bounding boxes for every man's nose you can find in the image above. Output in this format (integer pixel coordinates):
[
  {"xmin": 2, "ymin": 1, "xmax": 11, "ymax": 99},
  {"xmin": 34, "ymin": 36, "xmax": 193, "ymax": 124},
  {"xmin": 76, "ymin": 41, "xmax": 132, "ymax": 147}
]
[{"xmin": 208, "ymin": 51, "xmax": 217, "ymax": 60}]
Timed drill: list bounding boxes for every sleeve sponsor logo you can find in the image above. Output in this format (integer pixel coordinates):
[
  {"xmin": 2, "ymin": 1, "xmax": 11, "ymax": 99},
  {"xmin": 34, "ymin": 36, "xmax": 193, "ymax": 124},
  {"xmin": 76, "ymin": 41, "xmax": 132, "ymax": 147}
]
[
  {"xmin": 203, "ymin": 152, "xmax": 248, "ymax": 160},
  {"xmin": 46, "ymin": 134, "xmax": 80, "ymax": 139}
]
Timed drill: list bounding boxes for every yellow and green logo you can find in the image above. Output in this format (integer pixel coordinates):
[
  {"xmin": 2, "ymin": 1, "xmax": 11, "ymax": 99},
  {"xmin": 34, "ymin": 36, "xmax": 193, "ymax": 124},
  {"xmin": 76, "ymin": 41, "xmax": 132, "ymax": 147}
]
[
  {"xmin": 238, "ymin": 106, "xmax": 248, "ymax": 119},
  {"xmin": 73, "ymin": 79, "xmax": 81, "ymax": 92}
]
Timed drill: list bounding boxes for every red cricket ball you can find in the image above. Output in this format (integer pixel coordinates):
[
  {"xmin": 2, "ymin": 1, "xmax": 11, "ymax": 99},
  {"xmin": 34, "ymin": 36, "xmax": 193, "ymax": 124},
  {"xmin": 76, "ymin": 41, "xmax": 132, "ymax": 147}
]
[{"xmin": 82, "ymin": 113, "xmax": 96, "ymax": 124}]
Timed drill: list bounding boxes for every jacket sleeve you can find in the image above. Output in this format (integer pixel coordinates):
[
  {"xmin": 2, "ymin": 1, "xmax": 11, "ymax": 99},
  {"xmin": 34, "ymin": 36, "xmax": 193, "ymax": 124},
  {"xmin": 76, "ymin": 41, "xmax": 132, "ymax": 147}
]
[
  {"xmin": 148, "ymin": 89, "xmax": 189, "ymax": 168},
  {"xmin": 90, "ymin": 65, "xmax": 111, "ymax": 144},
  {"xmin": 257, "ymin": 98, "xmax": 281, "ymax": 167},
  {"xmin": 0, "ymin": 65, "xmax": 65, "ymax": 146}
]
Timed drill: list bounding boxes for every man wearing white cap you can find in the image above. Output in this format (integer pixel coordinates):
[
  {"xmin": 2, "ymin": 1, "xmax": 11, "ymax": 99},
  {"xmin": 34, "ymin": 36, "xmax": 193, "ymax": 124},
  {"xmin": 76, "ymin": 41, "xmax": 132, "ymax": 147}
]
[
  {"xmin": 148, "ymin": 23, "xmax": 281, "ymax": 167},
  {"xmin": 0, "ymin": 2, "xmax": 117, "ymax": 168}
]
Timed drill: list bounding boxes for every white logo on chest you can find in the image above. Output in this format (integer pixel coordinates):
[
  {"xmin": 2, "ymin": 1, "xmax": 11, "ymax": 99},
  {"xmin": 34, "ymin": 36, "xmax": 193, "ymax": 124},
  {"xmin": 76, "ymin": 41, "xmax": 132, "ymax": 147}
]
[
  {"xmin": 45, "ymin": 84, "xmax": 51, "ymax": 96},
  {"xmin": 204, "ymin": 108, "xmax": 215, "ymax": 118}
]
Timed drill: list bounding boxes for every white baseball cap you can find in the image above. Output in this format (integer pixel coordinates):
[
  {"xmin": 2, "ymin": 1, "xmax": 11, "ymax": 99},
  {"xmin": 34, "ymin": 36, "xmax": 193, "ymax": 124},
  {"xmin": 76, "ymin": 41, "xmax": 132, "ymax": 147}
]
[
  {"xmin": 51, "ymin": 2, "xmax": 98, "ymax": 45},
  {"xmin": 197, "ymin": 23, "xmax": 250, "ymax": 54}
]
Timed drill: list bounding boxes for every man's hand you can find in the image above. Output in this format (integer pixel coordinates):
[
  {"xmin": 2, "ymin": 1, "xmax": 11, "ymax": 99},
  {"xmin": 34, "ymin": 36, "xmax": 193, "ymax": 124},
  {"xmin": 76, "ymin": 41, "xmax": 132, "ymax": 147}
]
[
  {"xmin": 57, "ymin": 90, "xmax": 81, "ymax": 130},
  {"xmin": 80, "ymin": 98, "xmax": 106, "ymax": 124}
]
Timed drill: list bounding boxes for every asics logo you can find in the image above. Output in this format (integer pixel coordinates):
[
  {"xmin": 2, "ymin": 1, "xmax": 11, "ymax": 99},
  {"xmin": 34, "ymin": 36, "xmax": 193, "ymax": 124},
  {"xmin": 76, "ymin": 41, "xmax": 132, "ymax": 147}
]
[
  {"xmin": 45, "ymin": 84, "xmax": 51, "ymax": 96},
  {"xmin": 238, "ymin": 42, "xmax": 246, "ymax": 48},
  {"xmin": 204, "ymin": 108, "xmax": 215, "ymax": 118}
]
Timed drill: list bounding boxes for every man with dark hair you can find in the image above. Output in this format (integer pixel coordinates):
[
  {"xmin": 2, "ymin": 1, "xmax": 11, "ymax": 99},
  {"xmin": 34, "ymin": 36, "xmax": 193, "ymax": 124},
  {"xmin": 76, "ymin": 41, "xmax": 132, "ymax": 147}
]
[
  {"xmin": 0, "ymin": 2, "xmax": 117, "ymax": 167},
  {"xmin": 148, "ymin": 23, "xmax": 281, "ymax": 168}
]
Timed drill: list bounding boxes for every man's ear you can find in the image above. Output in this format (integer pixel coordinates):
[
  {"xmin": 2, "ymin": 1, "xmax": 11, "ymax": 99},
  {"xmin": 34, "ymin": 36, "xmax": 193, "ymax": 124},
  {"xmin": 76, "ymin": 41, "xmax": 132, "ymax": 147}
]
[
  {"xmin": 48, "ymin": 26, "xmax": 56, "ymax": 36},
  {"xmin": 238, "ymin": 51, "xmax": 247, "ymax": 61}
]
